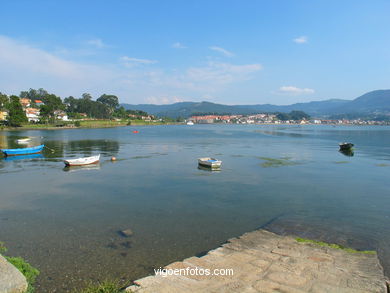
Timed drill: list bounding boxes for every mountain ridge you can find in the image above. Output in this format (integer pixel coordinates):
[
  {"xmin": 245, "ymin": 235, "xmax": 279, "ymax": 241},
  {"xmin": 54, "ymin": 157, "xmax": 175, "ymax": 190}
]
[{"xmin": 121, "ymin": 90, "xmax": 390, "ymax": 118}]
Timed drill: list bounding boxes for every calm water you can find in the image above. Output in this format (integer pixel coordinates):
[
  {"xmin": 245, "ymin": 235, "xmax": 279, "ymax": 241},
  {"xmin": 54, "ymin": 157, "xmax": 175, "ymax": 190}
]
[{"xmin": 0, "ymin": 125, "xmax": 389, "ymax": 292}]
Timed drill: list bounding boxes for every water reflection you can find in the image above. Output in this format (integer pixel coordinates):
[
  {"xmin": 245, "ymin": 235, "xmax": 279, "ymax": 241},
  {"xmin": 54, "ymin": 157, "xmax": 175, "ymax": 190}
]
[
  {"xmin": 4, "ymin": 154, "xmax": 44, "ymax": 161},
  {"xmin": 63, "ymin": 164, "xmax": 101, "ymax": 172},
  {"xmin": 339, "ymin": 149, "xmax": 354, "ymax": 157},
  {"xmin": 254, "ymin": 129, "xmax": 305, "ymax": 138},
  {"xmin": 0, "ymin": 135, "xmax": 43, "ymax": 149},
  {"xmin": 42, "ymin": 139, "xmax": 120, "ymax": 158},
  {"xmin": 16, "ymin": 137, "xmax": 32, "ymax": 144}
]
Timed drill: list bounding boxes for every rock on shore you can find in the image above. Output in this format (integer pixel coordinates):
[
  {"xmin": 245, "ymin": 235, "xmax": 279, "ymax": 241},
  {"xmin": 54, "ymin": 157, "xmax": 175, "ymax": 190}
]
[{"xmin": 0, "ymin": 255, "xmax": 28, "ymax": 293}]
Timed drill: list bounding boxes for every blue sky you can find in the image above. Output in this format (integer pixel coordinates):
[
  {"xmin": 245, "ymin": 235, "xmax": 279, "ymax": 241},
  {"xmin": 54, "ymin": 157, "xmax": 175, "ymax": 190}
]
[{"xmin": 1, "ymin": 0, "xmax": 389, "ymax": 105}]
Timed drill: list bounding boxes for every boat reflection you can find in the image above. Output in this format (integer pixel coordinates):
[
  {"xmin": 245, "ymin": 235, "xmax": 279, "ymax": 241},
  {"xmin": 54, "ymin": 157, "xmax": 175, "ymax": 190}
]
[
  {"xmin": 339, "ymin": 149, "xmax": 354, "ymax": 157},
  {"xmin": 3, "ymin": 154, "xmax": 44, "ymax": 161},
  {"xmin": 63, "ymin": 164, "xmax": 101, "ymax": 172}
]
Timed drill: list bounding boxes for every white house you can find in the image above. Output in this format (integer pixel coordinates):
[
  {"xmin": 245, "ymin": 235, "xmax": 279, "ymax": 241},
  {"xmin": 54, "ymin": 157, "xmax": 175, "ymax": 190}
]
[
  {"xmin": 54, "ymin": 110, "xmax": 69, "ymax": 121},
  {"xmin": 25, "ymin": 107, "xmax": 40, "ymax": 122}
]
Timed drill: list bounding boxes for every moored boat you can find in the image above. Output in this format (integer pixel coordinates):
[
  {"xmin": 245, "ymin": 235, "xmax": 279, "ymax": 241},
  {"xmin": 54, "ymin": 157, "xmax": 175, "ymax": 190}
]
[
  {"xmin": 339, "ymin": 142, "xmax": 354, "ymax": 151},
  {"xmin": 187, "ymin": 121, "xmax": 194, "ymax": 125},
  {"xmin": 64, "ymin": 154, "xmax": 100, "ymax": 166},
  {"xmin": 198, "ymin": 157, "xmax": 222, "ymax": 168},
  {"xmin": 17, "ymin": 138, "xmax": 31, "ymax": 144},
  {"xmin": 1, "ymin": 145, "xmax": 45, "ymax": 156},
  {"xmin": 63, "ymin": 164, "xmax": 101, "ymax": 172}
]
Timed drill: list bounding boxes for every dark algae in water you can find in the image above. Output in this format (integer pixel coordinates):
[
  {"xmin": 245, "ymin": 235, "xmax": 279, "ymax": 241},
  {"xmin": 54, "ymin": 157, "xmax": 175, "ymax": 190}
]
[
  {"xmin": 296, "ymin": 238, "xmax": 376, "ymax": 254},
  {"xmin": 257, "ymin": 156, "xmax": 300, "ymax": 168}
]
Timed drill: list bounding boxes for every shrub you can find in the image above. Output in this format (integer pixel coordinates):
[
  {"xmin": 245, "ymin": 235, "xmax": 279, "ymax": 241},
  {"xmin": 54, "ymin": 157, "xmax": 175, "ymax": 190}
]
[
  {"xmin": 76, "ymin": 280, "xmax": 126, "ymax": 293},
  {"xmin": 5, "ymin": 257, "xmax": 40, "ymax": 293}
]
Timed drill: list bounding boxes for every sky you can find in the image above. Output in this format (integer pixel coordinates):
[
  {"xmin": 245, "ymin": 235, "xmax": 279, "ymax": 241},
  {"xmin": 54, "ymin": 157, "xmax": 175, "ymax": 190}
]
[{"xmin": 0, "ymin": 0, "xmax": 389, "ymax": 105}]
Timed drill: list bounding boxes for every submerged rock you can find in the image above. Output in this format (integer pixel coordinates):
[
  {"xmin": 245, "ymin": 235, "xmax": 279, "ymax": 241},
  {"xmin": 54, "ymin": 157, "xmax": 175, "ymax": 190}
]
[
  {"xmin": 119, "ymin": 229, "xmax": 133, "ymax": 237},
  {"xmin": 0, "ymin": 254, "xmax": 28, "ymax": 293},
  {"xmin": 120, "ymin": 241, "xmax": 132, "ymax": 249}
]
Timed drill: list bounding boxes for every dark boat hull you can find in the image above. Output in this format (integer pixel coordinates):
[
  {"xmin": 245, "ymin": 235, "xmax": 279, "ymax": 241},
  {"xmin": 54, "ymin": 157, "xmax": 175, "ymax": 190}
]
[{"xmin": 339, "ymin": 143, "xmax": 354, "ymax": 151}]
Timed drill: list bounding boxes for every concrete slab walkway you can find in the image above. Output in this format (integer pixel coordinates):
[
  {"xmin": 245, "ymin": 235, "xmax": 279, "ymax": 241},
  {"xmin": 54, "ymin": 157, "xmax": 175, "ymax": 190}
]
[{"xmin": 127, "ymin": 230, "xmax": 389, "ymax": 293}]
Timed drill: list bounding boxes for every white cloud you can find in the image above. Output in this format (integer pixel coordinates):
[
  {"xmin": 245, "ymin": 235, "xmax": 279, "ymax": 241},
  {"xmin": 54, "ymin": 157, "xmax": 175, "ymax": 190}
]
[
  {"xmin": 209, "ymin": 46, "xmax": 235, "ymax": 57},
  {"xmin": 146, "ymin": 96, "xmax": 184, "ymax": 104},
  {"xmin": 86, "ymin": 38, "xmax": 108, "ymax": 48},
  {"xmin": 0, "ymin": 35, "xmax": 262, "ymax": 104},
  {"xmin": 186, "ymin": 62, "xmax": 261, "ymax": 85},
  {"xmin": 172, "ymin": 42, "xmax": 187, "ymax": 49},
  {"xmin": 143, "ymin": 61, "xmax": 262, "ymax": 93},
  {"xmin": 293, "ymin": 36, "xmax": 308, "ymax": 44},
  {"xmin": 120, "ymin": 56, "xmax": 158, "ymax": 66},
  {"xmin": 278, "ymin": 86, "xmax": 315, "ymax": 95},
  {"xmin": 0, "ymin": 35, "xmax": 119, "ymax": 96}
]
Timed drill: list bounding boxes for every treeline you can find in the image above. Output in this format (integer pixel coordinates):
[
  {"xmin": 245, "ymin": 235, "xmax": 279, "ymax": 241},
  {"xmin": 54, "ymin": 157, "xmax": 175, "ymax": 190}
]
[
  {"xmin": 0, "ymin": 88, "xmax": 151, "ymax": 126},
  {"xmin": 329, "ymin": 113, "xmax": 390, "ymax": 121},
  {"xmin": 275, "ymin": 110, "xmax": 311, "ymax": 121}
]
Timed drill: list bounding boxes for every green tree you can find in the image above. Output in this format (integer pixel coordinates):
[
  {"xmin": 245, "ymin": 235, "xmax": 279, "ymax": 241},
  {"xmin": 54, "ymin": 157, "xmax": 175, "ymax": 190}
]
[
  {"xmin": 20, "ymin": 88, "xmax": 49, "ymax": 100},
  {"xmin": 40, "ymin": 94, "xmax": 64, "ymax": 122},
  {"xmin": 64, "ymin": 96, "xmax": 77, "ymax": 112},
  {"xmin": 276, "ymin": 112, "xmax": 289, "ymax": 121},
  {"xmin": 0, "ymin": 92, "xmax": 9, "ymax": 110},
  {"xmin": 113, "ymin": 106, "xmax": 127, "ymax": 119},
  {"xmin": 82, "ymin": 93, "xmax": 92, "ymax": 100},
  {"xmin": 276, "ymin": 111, "xmax": 310, "ymax": 121},
  {"xmin": 97, "ymin": 94, "xmax": 119, "ymax": 115},
  {"xmin": 289, "ymin": 110, "xmax": 310, "ymax": 120},
  {"xmin": 7, "ymin": 96, "xmax": 28, "ymax": 126}
]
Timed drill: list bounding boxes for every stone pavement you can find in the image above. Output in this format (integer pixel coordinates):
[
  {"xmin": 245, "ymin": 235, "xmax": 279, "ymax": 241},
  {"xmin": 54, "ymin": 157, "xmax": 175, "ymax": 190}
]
[{"xmin": 127, "ymin": 230, "xmax": 389, "ymax": 293}]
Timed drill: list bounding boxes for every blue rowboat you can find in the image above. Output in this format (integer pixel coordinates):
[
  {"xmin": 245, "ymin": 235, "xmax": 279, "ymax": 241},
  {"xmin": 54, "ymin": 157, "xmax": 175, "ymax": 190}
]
[{"xmin": 1, "ymin": 145, "xmax": 45, "ymax": 156}]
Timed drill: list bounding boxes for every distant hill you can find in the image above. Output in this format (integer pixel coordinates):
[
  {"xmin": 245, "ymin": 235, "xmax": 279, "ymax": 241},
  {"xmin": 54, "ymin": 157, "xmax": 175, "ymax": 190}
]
[
  {"xmin": 330, "ymin": 90, "xmax": 390, "ymax": 114},
  {"xmin": 121, "ymin": 90, "xmax": 390, "ymax": 118}
]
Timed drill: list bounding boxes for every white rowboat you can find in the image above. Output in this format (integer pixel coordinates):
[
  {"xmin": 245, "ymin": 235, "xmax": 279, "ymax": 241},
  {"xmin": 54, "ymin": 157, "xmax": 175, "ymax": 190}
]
[
  {"xmin": 64, "ymin": 154, "xmax": 100, "ymax": 166},
  {"xmin": 198, "ymin": 157, "xmax": 222, "ymax": 168},
  {"xmin": 17, "ymin": 138, "xmax": 31, "ymax": 144}
]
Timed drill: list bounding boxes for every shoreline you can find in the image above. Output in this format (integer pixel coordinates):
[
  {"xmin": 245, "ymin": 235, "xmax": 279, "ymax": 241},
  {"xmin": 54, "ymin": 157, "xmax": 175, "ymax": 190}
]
[
  {"xmin": 1, "ymin": 122, "xmax": 388, "ymax": 132},
  {"xmin": 0, "ymin": 121, "xmax": 182, "ymax": 131}
]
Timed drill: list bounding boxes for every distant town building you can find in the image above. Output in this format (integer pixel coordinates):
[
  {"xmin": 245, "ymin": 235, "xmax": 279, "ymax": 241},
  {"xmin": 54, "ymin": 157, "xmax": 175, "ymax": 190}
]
[
  {"xmin": 34, "ymin": 100, "xmax": 44, "ymax": 106},
  {"xmin": 25, "ymin": 107, "xmax": 40, "ymax": 122},
  {"xmin": 0, "ymin": 111, "xmax": 8, "ymax": 121},
  {"xmin": 54, "ymin": 110, "xmax": 69, "ymax": 121},
  {"xmin": 20, "ymin": 98, "xmax": 31, "ymax": 108}
]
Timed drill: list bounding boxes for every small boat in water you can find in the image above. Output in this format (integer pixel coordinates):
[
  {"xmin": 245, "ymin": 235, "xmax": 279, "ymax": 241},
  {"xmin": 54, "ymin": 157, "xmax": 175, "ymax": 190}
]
[
  {"xmin": 198, "ymin": 157, "xmax": 222, "ymax": 168},
  {"xmin": 64, "ymin": 154, "xmax": 100, "ymax": 166},
  {"xmin": 1, "ymin": 145, "xmax": 45, "ymax": 156},
  {"xmin": 198, "ymin": 165, "xmax": 221, "ymax": 172},
  {"xmin": 339, "ymin": 142, "xmax": 354, "ymax": 151},
  {"xmin": 17, "ymin": 138, "xmax": 31, "ymax": 144},
  {"xmin": 63, "ymin": 164, "xmax": 101, "ymax": 172},
  {"xmin": 187, "ymin": 121, "xmax": 194, "ymax": 125}
]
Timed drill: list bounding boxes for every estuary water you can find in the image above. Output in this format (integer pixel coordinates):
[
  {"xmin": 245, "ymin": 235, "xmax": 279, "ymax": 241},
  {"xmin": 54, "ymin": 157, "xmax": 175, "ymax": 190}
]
[{"xmin": 0, "ymin": 124, "xmax": 389, "ymax": 292}]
